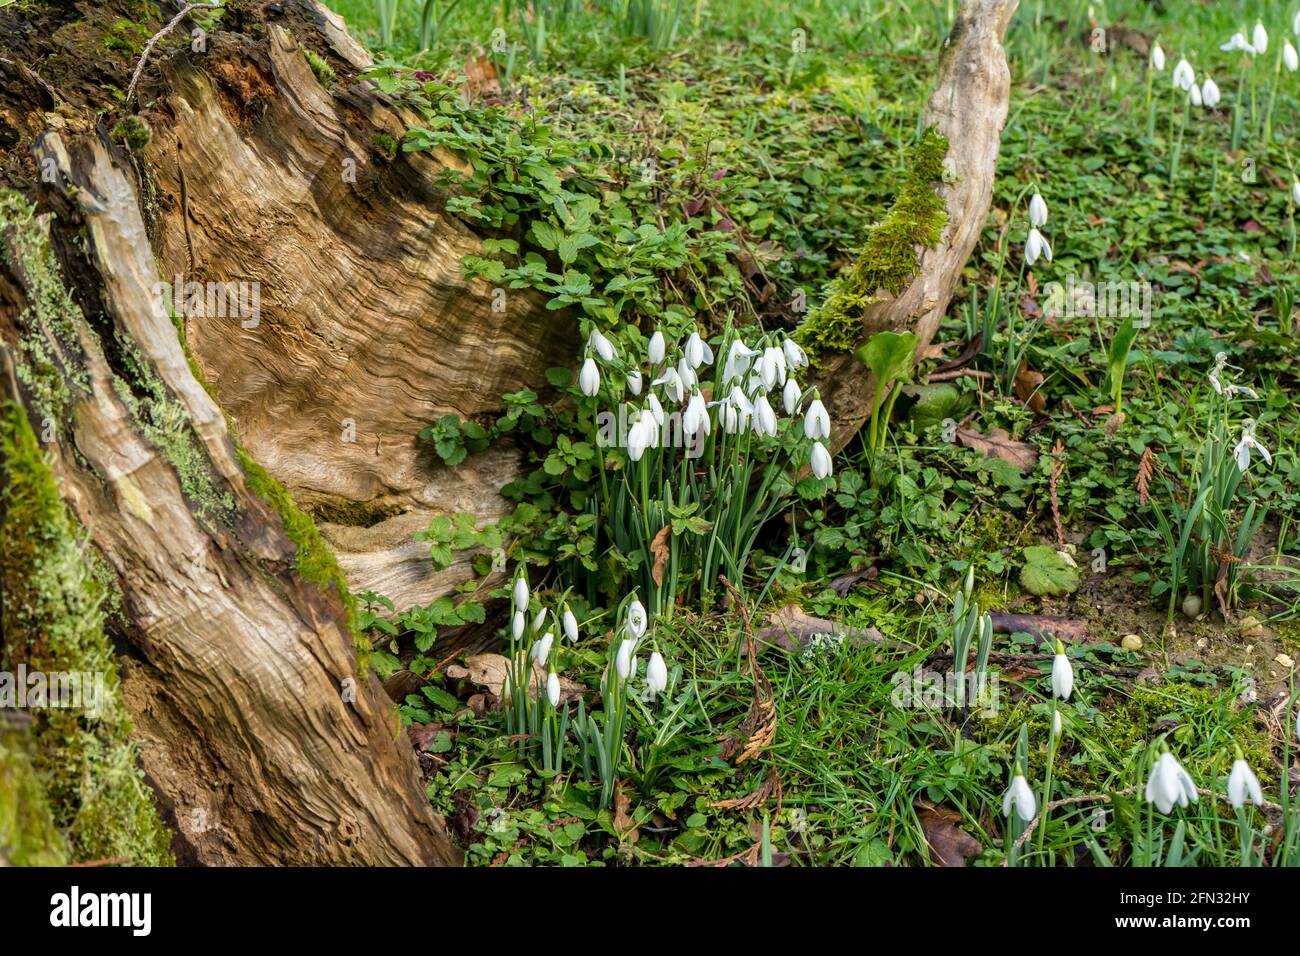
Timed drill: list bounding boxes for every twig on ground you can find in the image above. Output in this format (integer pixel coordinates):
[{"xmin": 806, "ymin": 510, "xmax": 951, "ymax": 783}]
[{"xmin": 126, "ymin": 2, "xmax": 224, "ymax": 105}]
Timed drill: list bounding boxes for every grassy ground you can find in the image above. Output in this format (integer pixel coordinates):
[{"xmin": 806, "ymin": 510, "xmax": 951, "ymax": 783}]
[{"xmin": 324, "ymin": 0, "xmax": 1300, "ymax": 865}]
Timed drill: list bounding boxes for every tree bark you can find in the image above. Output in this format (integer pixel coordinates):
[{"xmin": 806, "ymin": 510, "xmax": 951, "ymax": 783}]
[{"xmin": 818, "ymin": 0, "xmax": 1018, "ymax": 446}]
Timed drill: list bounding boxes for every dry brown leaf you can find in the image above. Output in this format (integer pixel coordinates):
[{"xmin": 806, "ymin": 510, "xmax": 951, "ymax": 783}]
[
  {"xmin": 1014, "ymin": 362, "xmax": 1046, "ymax": 414},
  {"xmin": 613, "ymin": 784, "xmax": 639, "ymax": 844},
  {"xmin": 461, "ymin": 54, "xmax": 500, "ymax": 99},
  {"xmin": 445, "ymin": 653, "xmax": 585, "ymax": 706},
  {"xmin": 650, "ymin": 525, "xmax": 671, "ymax": 587},
  {"xmin": 955, "ymin": 427, "xmax": 1038, "ymax": 472},
  {"xmin": 916, "ymin": 801, "xmax": 982, "ymax": 866}
]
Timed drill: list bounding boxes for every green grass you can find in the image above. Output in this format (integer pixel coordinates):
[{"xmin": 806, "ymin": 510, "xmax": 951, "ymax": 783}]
[{"xmin": 296, "ymin": 0, "xmax": 1300, "ymax": 865}]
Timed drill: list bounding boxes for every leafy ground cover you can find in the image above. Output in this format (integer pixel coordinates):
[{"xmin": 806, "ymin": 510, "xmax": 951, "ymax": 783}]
[{"xmin": 328, "ymin": 0, "xmax": 1300, "ymax": 866}]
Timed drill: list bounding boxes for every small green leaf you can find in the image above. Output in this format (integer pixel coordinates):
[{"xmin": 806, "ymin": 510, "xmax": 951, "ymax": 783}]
[{"xmin": 1019, "ymin": 546, "xmax": 1081, "ymax": 596}]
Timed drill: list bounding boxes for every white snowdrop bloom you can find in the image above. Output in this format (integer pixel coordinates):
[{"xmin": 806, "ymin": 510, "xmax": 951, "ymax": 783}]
[
  {"xmin": 615, "ymin": 638, "xmax": 635, "ymax": 680},
  {"xmin": 783, "ymin": 377, "xmax": 801, "ymax": 416},
  {"xmin": 579, "ymin": 356, "xmax": 601, "ymax": 396},
  {"xmin": 1052, "ymin": 710, "xmax": 1063, "ymax": 738},
  {"xmin": 646, "ymin": 392, "xmax": 666, "ymax": 426},
  {"xmin": 722, "ymin": 339, "xmax": 760, "ymax": 383},
  {"xmin": 1150, "ymin": 43, "xmax": 1165, "ymax": 71},
  {"xmin": 676, "ymin": 356, "xmax": 697, "ymax": 392},
  {"xmin": 804, "ymin": 398, "xmax": 830, "ymax": 441},
  {"xmin": 1201, "ymin": 76, "xmax": 1220, "ymax": 109},
  {"xmin": 719, "ymin": 399, "xmax": 742, "ymax": 434},
  {"xmin": 1253, "ymin": 22, "xmax": 1269, "ymax": 55},
  {"xmin": 810, "ymin": 441, "xmax": 833, "ymax": 480},
  {"xmin": 513, "ymin": 577, "xmax": 529, "ymax": 612},
  {"xmin": 1029, "ymin": 192, "xmax": 1048, "ymax": 228},
  {"xmin": 1025, "ymin": 228, "xmax": 1052, "ymax": 265},
  {"xmin": 752, "ymin": 394, "xmax": 778, "ymax": 437},
  {"xmin": 546, "ymin": 671, "xmax": 561, "ymax": 708},
  {"xmin": 1292, "ymin": 180, "xmax": 1300, "ymax": 205},
  {"xmin": 626, "ymin": 413, "xmax": 652, "ymax": 462},
  {"xmin": 646, "ymin": 652, "xmax": 668, "ymax": 698},
  {"xmin": 729, "ymin": 385, "xmax": 755, "ymax": 417},
  {"xmin": 685, "ymin": 330, "xmax": 707, "ymax": 369},
  {"xmin": 562, "ymin": 608, "xmax": 579, "ymax": 644},
  {"xmin": 1002, "ymin": 774, "xmax": 1037, "ymax": 822},
  {"xmin": 532, "ymin": 607, "xmax": 548, "ymax": 632},
  {"xmin": 760, "ymin": 346, "xmax": 787, "ymax": 389},
  {"xmin": 1233, "ymin": 422, "xmax": 1272, "ymax": 472},
  {"xmin": 625, "ymin": 599, "xmax": 648, "ymax": 639},
  {"xmin": 1220, "ymin": 33, "xmax": 1255, "ymax": 55},
  {"xmin": 1227, "ymin": 759, "xmax": 1264, "ymax": 809},
  {"xmin": 511, "ymin": 611, "xmax": 525, "ymax": 641},
  {"xmin": 1286, "ymin": 42, "xmax": 1299, "ymax": 71},
  {"xmin": 626, "ymin": 367, "xmax": 643, "ymax": 396},
  {"xmin": 1188, "ymin": 82, "xmax": 1202, "ymax": 107},
  {"xmin": 652, "ymin": 367, "xmax": 685, "ymax": 404},
  {"xmin": 1144, "ymin": 751, "xmax": 1199, "ymax": 814},
  {"xmin": 588, "ymin": 328, "xmax": 616, "ymax": 362},
  {"xmin": 1295, "ymin": 10, "xmax": 1300, "ymax": 36},
  {"xmin": 782, "ymin": 338, "xmax": 808, "ymax": 370},
  {"xmin": 1051, "ymin": 650, "xmax": 1074, "ymax": 700},
  {"xmin": 683, "ymin": 391, "xmax": 711, "ymax": 436},
  {"xmin": 1206, "ymin": 352, "xmax": 1257, "ymax": 398},
  {"xmin": 647, "ymin": 329, "xmax": 666, "ymax": 366},
  {"xmin": 1172, "ymin": 58, "xmax": 1195, "ymax": 89},
  {"xmin": 531, "ymin": 631, "xmax": 554, "ymax": 667}
]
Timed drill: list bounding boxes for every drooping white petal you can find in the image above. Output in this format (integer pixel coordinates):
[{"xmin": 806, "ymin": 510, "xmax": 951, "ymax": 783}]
[
  {"xmin": 511, "ymin": 611, "xmax": 525, "ymax": 641},
  {"xmin": 783, "ymin": 338, "xmax": 808, "ymax": 370},
  {"xmin": 615, "ymin": 638, "xmax": 635, "ymax": 679},
  {"xmin": 1201, "ymin": 77, "xmax": 1220, "ymax": 109},
  {"xmin": 625, "ymin": 599, "xmax": 647, "ymax": 639},
  {"xmin": 783, "ymin": 377, "xmax": 801, "ymax": 415},
  {"xmin": 546, "ymin": 670, "xmax": 561, "ymax": 707},
  {"xmin": 1188, "ymin": 82, "xmax": 1202, "ymax": 107},
  {"xmin": 1051, "ymin": 653, "xmax": 1074, "ymax": 700},
  {"xmin": 588, "ymin": 329, "xmax": 616, "ymax": 362},
  {"xmin": 647, "ymin": 330, "xmax": 666, "ymax": 365},
  {"xmin": 804, "ymin": 399, "xmax": 830, "ymax": 441},
  {"xmin": 1029, "ymin": 193, "xmax": 1048, "ymax": 228},
  {"xmin": 1150, "ymin": 44, "xmax": 1165, "ymax": 71},
  {"xmin": 1286, "ymin": 42, "xmax": 1299, "ymax": 71},
  {"xmin": 685, "ymin": 331, "xmax": 706, "ymax": 369},
  {"xmin": 562, "ymin": 608, "xmax": 579, "ymax": 644},
  {"xmin": 646, "ymin": 651, "xmax": 668, "ymax": 698},
  {"xmin": 752, "ymin": 394, "xmax": 777, "ymax": 437},
  {"xmin": 1172, "ymin": 58, "xmax": 1195, "ymax": 89},
  {"xmin": 1253, "ymin": 22, "xmax": 1268, "ymax": 55},
  {"xmin": 1227, "ymin": 759, "xmax": 1263, "ymax": 809},
  {"xmin": 531, "ymin": 631, "xmax": 554, "ymax": 667},
  {"xmin": 626, "ymin": 367, "xmax": 643, "ymax": 396},
  {"xmin": 810, "ymin": 441, "xmax": 833, "ymax": 480},
  {"xmin": 513, "ymin": 577, "xmax": 529, "ymax": 612},
  {"xmin": 1002, "ymin": 774, "xmax": 1037, "ymax": 822},
  {"xmin": 579, "ymin": 356, "xmax": 601, "ymax": 396}
]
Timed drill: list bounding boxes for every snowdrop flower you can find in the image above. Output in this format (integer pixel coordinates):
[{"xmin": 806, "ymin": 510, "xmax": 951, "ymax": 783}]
[
  {"xmin": 546, "ymin": 670, "xmax": 561, "ymax": 708},
  {"xmin": 588, "ymin": 328, "xmax": 616, "ymax": 362},
  {"xmin": 626, "ymin": 367, "xmax": 642, "ymax": 396},
  {"xmin": 627, "ymin": 412, "xmax": 655, "ymax": 461},
  {"xmin": 1292, "ymin": 180, "xmax": 1300, "ymax": 205},
  {"xmin": 1029, "ymin": 192, "xmax": 1048, "ymax": 228},
  {"xmin": 625, "ymin": 599, "xmax": 647, "ymax": 640},
  {"xmin": 1150, "ymin": 43, "xmax": 1165, "ymax": 71},
  {"xmin": 718, "ymin": 399, "xmax": 742, "ymax": 433},
  {"xmin": 783, "ymin": 338, "xmax": 808, "ymax": 370},
  {"xmin": 803, "ymin": 398, "xmax": 830, "ymax": 441},
  {"xmin": 579, "ymin": 356, "xmax": 601, "ymax": 397},
  {"xmin": 531, "ymin": 630, "xmax": 554, "ymax": 667},
  {"xmin": 1201, "ymin": 76, "xmax": 1220, "ymax": 109},
  {"xmin": 511, "ymin": 611, "xmax": 525, "ymax": 641},
  {"xmin": 1233, "ymin": 421, "xmax": 1272, "ymax": 472},
  {"xmin": 1254, "ymin": 22, "xmax": 1269, "ymax": 55},
  {"xmin": 810, "ymin": 441, "xmax": 833, "ymax": 480},
  {"xmin": 1286, "ymin": 42, "xmax": 1299, "ymax": 71},
  {"xmin": 1188, "ymin": 82, "xmax": 1202, "ymax": 107},
  {"xmin": 513, "ymin": 577, "xmax": 529, "ymax": 612},
  {"xmin": 532, "ymin": 607, "xmax": 548, "ymax": 632},
  {"xmin": 1207, "ymin": 352, "xmax": 1258, "ymax": 400},
  {"xmin": 562, "ymin": 608, "xmax": 579, "ymax": 644},
  {"xmin": 1052, "ymin": 709, "xmax": 1063, "ymax": 738},
  {"xmin": 782, "ymin": 376, "xmax": 801, "ymax": 415},
  {"xmin": 646, "ymin": 392, "xmax": 665, "ymax": 426},
  {"xmin": 646, "ymin": 651, "xmax": 668, "ymax": 698},
  {"xmin": 1227, "ymin": 757, "xmax": 1264, "ymax": 809},
  {"xmin": 759, "ymin": 345, "xmax": 787, "ymax": 389},
  {"xmin": 615, "ymin": 638, "xmax": 635, "ymax": 680},
  {"xmin": 647, "ymin": 329, "xmax": 665, "ymax": 365},
  {"xmin": 752, "ymin": 394, "xmax": 778, "ymax": 437},
  {"xmin": 1295, "ymin": 10, "xmax": 1300, "ymax": 36},
  {"xmin": 1025, "ymin": 228, "xmax": 1052, "ymax": 266},
  {"xmin": 652, "ymin": 366, "xmax": 685, "ymax": 403},
  {"xmin": 1002, "ymin": 774, "xmax": 1037, "ymax": 822},
  {"xmin": 1145, "ymin": 750, "xmax": 1199, "ymax": 814},
  {"xmin": 683, "ymin": 391, "xmax": 710, "ymax": 436},
  {"xmin": 1221, "ymin": 33, "xmax": 1256, "ymax": 55},
  {"xmin": 722, "ymin": 339, "xmax": 760, "ymax": 383},
  {"xmin": 1172, "ymin": 58, "xmax": 1195, "ymax": 89},
  {"xmin": 676, "ymin": 356, "xmax": 697, "ymax": 392},
  {"xmin": 685, "ymin": 330, "xmax": 707, "ymax": 368},
  {"xmin": 1051, "ymin": 644, "xmax": 1074, "ymax": 700}
]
